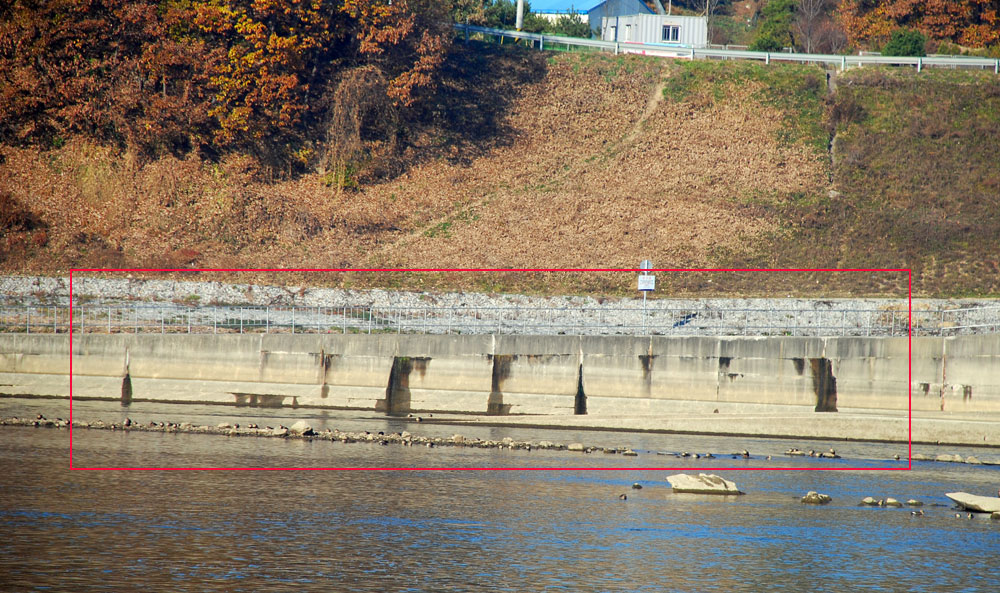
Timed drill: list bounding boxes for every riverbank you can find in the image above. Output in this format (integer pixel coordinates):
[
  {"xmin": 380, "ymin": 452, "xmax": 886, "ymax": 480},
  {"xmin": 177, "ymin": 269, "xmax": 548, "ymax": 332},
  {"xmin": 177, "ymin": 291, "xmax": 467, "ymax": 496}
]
[
  {"xmin": 4, "ymin": 408, "xmax": 999, "ymax": 464},
  {"xmin": 421, "ymin": 408, "xmax": 1000, "ymax": 450}
]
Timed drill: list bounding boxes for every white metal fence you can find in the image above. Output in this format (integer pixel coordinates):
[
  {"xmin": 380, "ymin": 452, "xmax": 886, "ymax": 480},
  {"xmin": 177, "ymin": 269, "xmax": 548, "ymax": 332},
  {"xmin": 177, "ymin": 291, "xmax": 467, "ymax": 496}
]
[
  {"xmin": 2, "ymin": 303, "xmax": 997, "ymax": 337},
  {"xmin": 457, "ymin": 24, "xmax": 1000, "ymax": 74}
]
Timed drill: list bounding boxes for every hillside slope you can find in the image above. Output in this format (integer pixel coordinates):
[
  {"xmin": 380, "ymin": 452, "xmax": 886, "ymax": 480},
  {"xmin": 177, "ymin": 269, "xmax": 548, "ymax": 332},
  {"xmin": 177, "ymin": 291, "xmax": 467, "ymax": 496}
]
[{"xmin": 2, "ymin": 42, "xmax": 999, "ymax": 297}]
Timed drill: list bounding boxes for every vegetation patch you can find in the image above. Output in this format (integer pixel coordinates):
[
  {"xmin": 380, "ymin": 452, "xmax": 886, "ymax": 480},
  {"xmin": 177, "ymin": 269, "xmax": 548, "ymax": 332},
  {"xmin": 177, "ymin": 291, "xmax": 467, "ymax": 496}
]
[{"xmin": 662, "ymin": 60, "xmax": 829, "ymax": 153}]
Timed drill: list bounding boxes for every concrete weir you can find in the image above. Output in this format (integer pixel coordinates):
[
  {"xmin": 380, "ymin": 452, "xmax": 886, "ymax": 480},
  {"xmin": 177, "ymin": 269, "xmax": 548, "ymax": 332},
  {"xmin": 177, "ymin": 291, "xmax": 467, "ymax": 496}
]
[{"xmin": 1, "ymin": 334, "xmax": 999, "ymax": 416}]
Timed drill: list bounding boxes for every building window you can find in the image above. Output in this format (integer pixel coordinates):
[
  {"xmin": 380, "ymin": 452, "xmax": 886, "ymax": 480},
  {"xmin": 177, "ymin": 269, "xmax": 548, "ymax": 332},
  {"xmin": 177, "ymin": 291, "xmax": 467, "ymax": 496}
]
[
  {"xmin": 662, "ymin": 25, "xmax": 679, "ymax": 42},
  {"xmin": 625, "ymin": 24, "xmax": 632, "ymax": 41},
  {"xmin": 610, "ymin": 25, "xmax": 616, "ymax": 40}
]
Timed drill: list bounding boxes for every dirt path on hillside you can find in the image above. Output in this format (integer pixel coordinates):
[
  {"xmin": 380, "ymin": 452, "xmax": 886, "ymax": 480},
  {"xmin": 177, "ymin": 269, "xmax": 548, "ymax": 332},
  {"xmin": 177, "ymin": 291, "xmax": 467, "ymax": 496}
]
[
  {"xmin": 387, "ymin": 77, "xmax": 669, "ymax": 257},
  {"xmin": 364, "ymin": 57, "xmax": 828, "ymax": 270},
  {"xmin": 624, "ymin": 79, "xmax": 666, "ymax": 145}
]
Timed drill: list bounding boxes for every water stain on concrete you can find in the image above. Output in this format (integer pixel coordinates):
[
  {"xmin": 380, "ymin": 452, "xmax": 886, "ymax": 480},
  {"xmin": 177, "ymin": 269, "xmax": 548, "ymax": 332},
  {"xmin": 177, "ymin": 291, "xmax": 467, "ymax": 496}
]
[
  {"xmin": 488, "ymin": 354, "xmax": 513, "ymax": 415},
  {"xmin": 639, "ymin": 354, "xmax": 656, "ymax": 395},
  {"xmin": 316, "ymin": 350, "xmax": 340, "ymax": 399},
  {"xmin": 575, "ymin": 363, "xmax": 587, "ymax": 415},
  {"xmin": 120, "ymin": 373, "xmax": 132, "ymax": 406},
  {"xmin": 380, "ymin": 356, "xmax": 431, "ymax": 415},
  {"xmin": 810, "ymin": 358, "xmax": 838, "ymax": 412}
]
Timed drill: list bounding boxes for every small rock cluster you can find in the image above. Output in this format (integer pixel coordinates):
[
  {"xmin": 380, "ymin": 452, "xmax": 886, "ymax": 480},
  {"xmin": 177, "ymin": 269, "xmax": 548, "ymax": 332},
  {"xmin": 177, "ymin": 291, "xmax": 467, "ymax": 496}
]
[
  {"xmin": 785, "ymin": 448, "xmax": 841, "ymax": 458},
  {"xmin": 860, "ymin": 497, "xmax": 923, "ymax": 507},
  {"xmin": 0, "ymin": 416, "xmax": 651, "ymax": 454}
]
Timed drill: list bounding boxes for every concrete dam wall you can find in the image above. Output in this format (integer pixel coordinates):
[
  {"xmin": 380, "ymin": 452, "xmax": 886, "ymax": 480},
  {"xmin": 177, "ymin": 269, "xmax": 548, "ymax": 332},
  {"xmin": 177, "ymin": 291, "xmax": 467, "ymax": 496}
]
[{"xmin": 1, "ymin": 334, "xmax": 998, "ymax": 415}]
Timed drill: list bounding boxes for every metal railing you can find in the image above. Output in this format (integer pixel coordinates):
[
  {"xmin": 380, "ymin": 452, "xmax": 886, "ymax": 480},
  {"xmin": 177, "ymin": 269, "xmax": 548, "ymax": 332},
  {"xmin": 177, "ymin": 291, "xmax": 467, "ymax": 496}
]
[
  {"xmin": 456, "ymin": 24, "xmax": 1000, "ymax": 74},
  {"xmin": 1, "ymin": 304, "xmax": 997, "ymax": 337}
]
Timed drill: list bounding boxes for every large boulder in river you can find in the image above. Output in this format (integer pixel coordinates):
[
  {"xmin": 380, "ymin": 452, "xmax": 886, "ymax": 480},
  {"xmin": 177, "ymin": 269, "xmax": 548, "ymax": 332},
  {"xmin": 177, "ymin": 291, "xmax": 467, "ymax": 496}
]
[
  {"xmin": 288, "ymin": 420, "xmax": 315, "ymax": 436},
  {"xmin": 946, "ymin": 492, "xmax": 1000, "ymax": 513},
  {"xmin": 667, "ymin": 473, "xmax": 744, "ymax": 495},
  {"xmin": 801, "ymin": 491, "xmax": 832, "ymax": 504}
]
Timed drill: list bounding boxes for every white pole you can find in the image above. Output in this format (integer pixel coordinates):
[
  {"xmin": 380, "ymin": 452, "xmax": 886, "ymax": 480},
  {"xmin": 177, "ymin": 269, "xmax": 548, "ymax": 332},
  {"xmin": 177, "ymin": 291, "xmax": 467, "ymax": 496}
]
[
  {"xmin": 516, "ymin": 0, "xmax": 524, "ymax": 31},
  {"xmin": 643, "ymin": 291, "xmax": 647, "ymax": 334}
]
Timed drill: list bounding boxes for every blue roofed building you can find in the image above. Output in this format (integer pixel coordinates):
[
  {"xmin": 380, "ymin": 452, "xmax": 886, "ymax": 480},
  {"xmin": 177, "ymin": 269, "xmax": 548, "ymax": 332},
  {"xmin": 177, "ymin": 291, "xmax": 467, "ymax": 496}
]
[{"xmin": 530, "ymin": 0, "xmax": 654, "ymax": 36}]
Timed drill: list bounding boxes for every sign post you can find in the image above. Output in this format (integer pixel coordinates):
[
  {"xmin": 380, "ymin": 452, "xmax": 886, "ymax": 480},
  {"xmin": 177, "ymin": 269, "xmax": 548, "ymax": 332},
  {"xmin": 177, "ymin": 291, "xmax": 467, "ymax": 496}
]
[{"xmin": 638, "ymin": 260, "xmax": 655, "ymax": 334}]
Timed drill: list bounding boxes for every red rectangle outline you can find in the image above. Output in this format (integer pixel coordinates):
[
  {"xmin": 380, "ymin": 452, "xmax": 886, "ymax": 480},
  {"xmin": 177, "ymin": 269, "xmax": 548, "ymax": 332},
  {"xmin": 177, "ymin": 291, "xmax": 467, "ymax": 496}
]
[{"xmin": 68, "ymin": 268, "xmax": 912, "ymax": 472}]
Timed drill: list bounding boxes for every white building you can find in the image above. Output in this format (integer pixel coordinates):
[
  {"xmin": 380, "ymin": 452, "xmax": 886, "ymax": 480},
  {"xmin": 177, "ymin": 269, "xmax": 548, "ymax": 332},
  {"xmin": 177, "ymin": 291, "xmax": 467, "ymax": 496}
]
[
  {"xmin": 601, "ymin": 14, "xmax": 708, "ymax": 47},
  {"xmin": 531, "ymin": 0, "xmax": 654, "ymax": 35}
]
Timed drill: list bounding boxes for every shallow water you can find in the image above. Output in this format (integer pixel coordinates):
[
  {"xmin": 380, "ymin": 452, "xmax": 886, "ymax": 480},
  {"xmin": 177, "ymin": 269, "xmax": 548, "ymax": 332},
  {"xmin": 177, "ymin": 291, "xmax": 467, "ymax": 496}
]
[{"xmin": 2, "ymin": 398, "xmax": 999, "ymax": 592}]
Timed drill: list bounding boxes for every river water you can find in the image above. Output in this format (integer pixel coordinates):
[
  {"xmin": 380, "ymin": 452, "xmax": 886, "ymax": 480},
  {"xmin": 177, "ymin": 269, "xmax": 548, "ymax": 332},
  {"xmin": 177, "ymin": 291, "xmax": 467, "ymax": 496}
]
[{"xmin": 2, "ymin": 398, "xmax": 999, "ymax": 592}]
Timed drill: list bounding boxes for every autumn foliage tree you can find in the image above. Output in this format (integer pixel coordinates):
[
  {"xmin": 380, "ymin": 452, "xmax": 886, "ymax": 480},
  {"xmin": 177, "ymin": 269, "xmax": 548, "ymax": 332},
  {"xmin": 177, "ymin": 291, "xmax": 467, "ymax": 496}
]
[
  {"xmin": 0, "ymin": 0, "xmax": 454, "ymax": 171},
  {"xmin": 837, "ymin": 0, "xmax": 1000, "ymax": 50},
  {"xmin": 0, "ymin": 0, "xmax": 218, "ymax": 155}
]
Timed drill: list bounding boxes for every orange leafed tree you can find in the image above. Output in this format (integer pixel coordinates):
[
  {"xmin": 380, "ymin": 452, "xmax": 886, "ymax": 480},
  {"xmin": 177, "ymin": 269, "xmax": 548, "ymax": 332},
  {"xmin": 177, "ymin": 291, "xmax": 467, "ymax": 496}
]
[
  {"xmin": 341, "ymin": 0, "xmax": 451, "ymax": 106},
  {"xmin": 0, "ymin": 0, "xmax": 217, "ymax": 154},
  {"xmin": 1, "ymin": 0, "xmax": 453, "ymax": 168},
  {"xmin": 193, "ymin": 0, "xmax": 345, "ymax": 152},
  {"xmin": 838, "ymin": 0, "xmax": 1000, "ymax": 48},
  {"xmin": 194, "ymin": 0, "xmax": 452, "ymax": 162}
]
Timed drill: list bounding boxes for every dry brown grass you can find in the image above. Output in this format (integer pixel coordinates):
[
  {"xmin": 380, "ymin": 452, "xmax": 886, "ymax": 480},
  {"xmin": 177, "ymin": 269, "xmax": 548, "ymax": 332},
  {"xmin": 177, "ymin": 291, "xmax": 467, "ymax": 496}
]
[{"xmin": 1, "ymin": 44, "xmax": 995, "ymax": 298}]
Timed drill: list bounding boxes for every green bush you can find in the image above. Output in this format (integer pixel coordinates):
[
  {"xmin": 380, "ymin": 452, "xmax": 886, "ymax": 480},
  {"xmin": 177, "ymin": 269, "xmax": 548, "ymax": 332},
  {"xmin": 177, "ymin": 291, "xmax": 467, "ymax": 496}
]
[
  {"xmin": 547, "ymin": 12, "xmax": 592, "ymax": 38},
  {"xmin": 750, "ymin": 32, "xmax": 784, "ymax": 52},
  {"xmin": 882, "ymin": 29, "xmax": 927, "ymax": 57},
  {"xmin": 934, "ymin": 41, "xmax": 963, "ymax": 56},
  {"xmin": 754, "ymin": 0, "xmax": 797, "ymax": 49}
]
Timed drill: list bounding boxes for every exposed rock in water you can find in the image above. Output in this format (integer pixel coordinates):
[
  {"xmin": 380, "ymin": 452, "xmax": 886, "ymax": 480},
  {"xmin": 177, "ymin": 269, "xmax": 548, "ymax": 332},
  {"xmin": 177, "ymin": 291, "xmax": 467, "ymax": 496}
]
[
  {"xmin": 884, "ymin": 498, "xmax": 903, "ymax": 507},
  {"xmin": 801, "ymin": 491, "xmax": 832, "ymax": 504},
  {"xmin": 288, "ymin": 420, "xmax": 314, "ymax": 436},
  {"xmin": 667, "ymin": 473, "xmax": 744, "ymax": 495},
  {"xmin": 567, "ymin": 443, "xmax": 585, "ymax": 451},
  {"xmin": 946, "ymin": 492, "xmax": 1000, "ymax": 513},
  {"xmin": 906, "ymin": 499, "xmax": 923, "ymax": 507},
  {"xmin": 861, "ymin": 497, "xmax": 879, "ymax": 506}
]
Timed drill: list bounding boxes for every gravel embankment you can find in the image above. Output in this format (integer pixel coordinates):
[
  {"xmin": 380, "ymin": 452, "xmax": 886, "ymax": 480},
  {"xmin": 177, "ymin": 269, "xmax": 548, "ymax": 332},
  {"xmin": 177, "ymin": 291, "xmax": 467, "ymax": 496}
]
[{"xmin": 1, "ymin": 275, "xmax": 997, "ymax": 336}]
